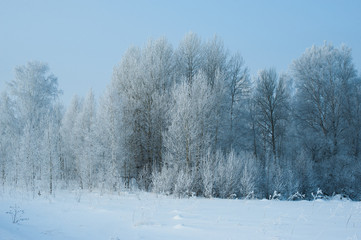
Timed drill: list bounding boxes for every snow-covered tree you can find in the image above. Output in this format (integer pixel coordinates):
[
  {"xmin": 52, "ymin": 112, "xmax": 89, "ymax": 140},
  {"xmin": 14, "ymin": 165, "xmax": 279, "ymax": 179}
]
[
  {"xmin": 292, "ymin": 43, "xmax": 358, "ymax": 160},
  {"xmin": 7, "ymin": 61, "xmax": 61, "ymax": 194},
  {"xmin": 223, "ymin": 53, "xmax": 250, "ymax": 150},
  {"xmin": 291, "ymin": 43, "xmax": 360, "ymax": 195},
  {"xmin": 96, "ymin": 86, "xmax": 125, "ymax": 191},
  {"xmin": 202, "ymin": 35, "xmax": 228, "ymax": 87},
  {"xmin": 60, "ymin": 95, "xmax": 82, "ymax": 185},
  {"xmin": 176, "ymin": 32, "xmax": 203, "ymax": 85},
  {"xmin": 250, "ymin": 68, "xmax": 290, "ymax": 196},
  {"xmin": 73, "ymin": 90, "xmax": 97, "ymax": 190},
  {"xmin": 252, "ymin": 68, "xmax": 289, "ymax": 159},
  {"xmin": 112, "ymin": 38, "xmax": 175, "ymax": 189},
  {"xmin": 164, "ymin": 72, "xmax": 215, "ymax": 171},
  {"xmin": 0, "ymin": 92, "xmax": 18, "ymax": 188},
  {"xmin": 8, "ymin": 61, "xmax": 61, "ymax": 130},
  {"xmin": 40, "ymin": 103, "xmax": 63, "ymax": 195}
]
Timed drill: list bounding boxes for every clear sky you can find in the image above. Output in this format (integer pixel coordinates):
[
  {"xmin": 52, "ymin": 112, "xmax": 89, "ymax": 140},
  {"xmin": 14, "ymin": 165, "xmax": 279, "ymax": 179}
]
[{"xmin": 1, "ymin": 0, "xmax": 360, "ymax": 105}]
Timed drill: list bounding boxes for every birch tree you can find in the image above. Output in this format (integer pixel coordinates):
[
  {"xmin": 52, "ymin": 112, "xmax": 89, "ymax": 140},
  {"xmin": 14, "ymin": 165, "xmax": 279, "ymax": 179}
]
[
  {"xmin": 0, "ymin": 92, "xmax": 18, "ymax": 188},
  {"xmin": 73, "ymin": 90, "xmax": 97, "ymax": 190},
  {"xmin": 60, "ymin": 95, "xmax": 82, "ymax": 184},
  {"xmin": 7, "ymin": 61, "xmax": 61, "ymax": 194}
]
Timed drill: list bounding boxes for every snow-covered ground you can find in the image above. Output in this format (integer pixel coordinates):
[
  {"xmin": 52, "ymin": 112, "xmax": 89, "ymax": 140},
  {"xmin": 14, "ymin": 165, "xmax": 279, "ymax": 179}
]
[{"xmin": 1, "ymin": 190, "xmax": 360, "ymax": 240}]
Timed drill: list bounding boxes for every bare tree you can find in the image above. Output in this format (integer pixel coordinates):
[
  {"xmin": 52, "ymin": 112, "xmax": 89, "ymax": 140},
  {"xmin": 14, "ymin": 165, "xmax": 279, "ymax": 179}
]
[
  {"xmin": 253, "ymin": 68, "xmax": 289, "ymax": 159},
  {"xmin": 224, "ymin": 53, "xmax": 250, "ymax": 150}
]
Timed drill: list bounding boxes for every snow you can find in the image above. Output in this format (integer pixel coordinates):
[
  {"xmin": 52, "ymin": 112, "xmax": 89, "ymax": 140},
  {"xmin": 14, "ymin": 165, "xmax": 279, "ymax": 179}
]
[{"xmin": 1, "ymin": 190, "xmax": 361, "ymax": 240}]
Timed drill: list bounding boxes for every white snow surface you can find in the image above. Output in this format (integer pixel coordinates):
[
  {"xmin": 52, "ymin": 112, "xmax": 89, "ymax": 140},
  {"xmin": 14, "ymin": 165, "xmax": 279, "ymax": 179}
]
[{"xmin": 1, "ymin": 190, "xmax": 361, "ymax": 240}]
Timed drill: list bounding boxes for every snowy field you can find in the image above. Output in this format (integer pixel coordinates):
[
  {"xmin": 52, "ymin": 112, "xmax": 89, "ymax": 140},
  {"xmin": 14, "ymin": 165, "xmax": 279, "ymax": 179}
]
[{"xmin": 1, "ymin": 190, "xmax": 361, "ymax": 240}]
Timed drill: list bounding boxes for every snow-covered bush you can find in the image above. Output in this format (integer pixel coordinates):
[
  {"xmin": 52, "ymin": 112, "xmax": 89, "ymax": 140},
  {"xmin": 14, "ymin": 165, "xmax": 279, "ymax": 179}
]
[
  {"xmin": 288, "ymin": 191, "xmax": 305, "ymax": 201},
  {"xmin": 239, "ymin": 153, "xmax": 258, "ymax": 198},
  {"xmin": 269, "ymin": 191, "xmax": 281, "ymax": 200},
  {"xmin": 312, "ymin": 188, "xmax": 327, "ymax": 200},
  {"xmin": 151, "ymin": 165, "xmax": 176, "ymax": 195},
  {"xmin": 174, "ymin": 169, "xmax": 194, "ymax": 198},
  {"xmin": 245, "ymin": 191, "xmax": 255, "ymax": 200},
  {"xmin": 199, "ymin": 150, "xmax": 215, "ymax": 198},
  {"xmin": 330, "ymin": 194, "xmax": 350, "ymax": 201},
  {"xmin": 214, "ymin": 150, "xmax": 242, "ymax": 198}
]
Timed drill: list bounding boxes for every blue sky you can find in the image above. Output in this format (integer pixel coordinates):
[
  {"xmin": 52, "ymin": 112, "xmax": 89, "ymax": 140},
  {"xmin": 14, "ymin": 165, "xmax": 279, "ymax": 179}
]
[{"xmin": 1, "ymin": 0, "xmax": 360, "ymax": 105}]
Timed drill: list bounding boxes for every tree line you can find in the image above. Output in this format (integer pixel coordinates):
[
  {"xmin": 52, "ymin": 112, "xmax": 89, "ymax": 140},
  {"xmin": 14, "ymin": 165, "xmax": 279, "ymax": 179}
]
[{"xmin": 1, "ymin": 33, "xmax": 360, "ymax": 199}]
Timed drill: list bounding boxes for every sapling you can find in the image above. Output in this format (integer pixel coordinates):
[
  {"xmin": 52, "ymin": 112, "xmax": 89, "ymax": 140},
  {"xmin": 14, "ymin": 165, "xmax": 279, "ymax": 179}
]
[{"xmin": 6, "ymin": 204, "xmax": 29, "ymax": 224}]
